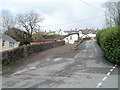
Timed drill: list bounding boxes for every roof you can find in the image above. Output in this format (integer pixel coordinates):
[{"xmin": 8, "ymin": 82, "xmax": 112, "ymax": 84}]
[
  {"xmin": 6, "ymin": 28, "xmax": 29, "ymax": 36},
  {"xmin": 65, "ymin": 33, "xmax": 79, "ymax": 38},
  {"xmin": 0, "ymin": 33, "xmax": 17, "ymax": 43},
  {"xmin": 68, "ymin": 33, "xmax": 79, "ymax": 36},
  {"xmin": 92, "ymin": 30, "xmax": 97, "ymax": 34},
  {"xmin": 64, "ymin": 31, "xmax": 77, "ymax": 34},
  {"xmin": 49, "ymin": 31, "xmax": 55, "ymax": 33},
  {"xmin": 79, "ymin": 29, "xmax": 97, "ymax": 34},
  {"xmin": 37, "ymin": 39, "xmax": 55, "ymax": 41}
]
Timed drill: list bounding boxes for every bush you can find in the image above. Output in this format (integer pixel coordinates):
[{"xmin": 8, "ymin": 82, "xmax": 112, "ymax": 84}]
[
  {"xmin": 96, "ymin": 27, "xmax": 120, "ymax": 63},
  {"xmin": 32, "ymin": 33, "xmax": 64, "ymax": 42}
]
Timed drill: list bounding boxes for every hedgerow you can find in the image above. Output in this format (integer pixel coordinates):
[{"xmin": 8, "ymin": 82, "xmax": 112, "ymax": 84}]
[{"xmin": 96, "ymin": 27, "xmax": 120, "ymax": 63}]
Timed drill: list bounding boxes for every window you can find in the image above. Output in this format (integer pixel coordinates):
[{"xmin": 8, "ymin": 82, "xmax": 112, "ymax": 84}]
[
  {"xmin": 2, "ymin": 40, "xmax": 5, "ymax": 47},
  {"xmin": 9, "ymin": 42, "xmax": 14, "ymax": 48},
  {"xmin": 70, "ymin": 36, "xmax": 72, "ymax": 40},
  {"xmin": 89, "ymin": 31, "xmax": 92, "ymax": 34}
]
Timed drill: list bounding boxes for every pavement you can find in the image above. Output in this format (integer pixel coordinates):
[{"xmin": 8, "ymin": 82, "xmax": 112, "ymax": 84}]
[{"xmin": 2, "ymin": 40, "xmax": 118, "ymax": 88}]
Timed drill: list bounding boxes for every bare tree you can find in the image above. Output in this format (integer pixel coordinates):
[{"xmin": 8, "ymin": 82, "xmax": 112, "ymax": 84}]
[
  {"xmin": 16, "ymin": 11, "xmax": 43, "ymax": 43},
  {"xmin": 1, "ymin": 10, "xmax": 15, "ymax": 32},
  {"xmin": 104, "ymin": 1, "xmax": 120, "ymax": 27}
]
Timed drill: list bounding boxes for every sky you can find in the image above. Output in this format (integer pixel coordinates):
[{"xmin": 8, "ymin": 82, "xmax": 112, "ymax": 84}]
[{"xmin": 0, "ymin": 0, "xmax": 108, "ymax": 31}]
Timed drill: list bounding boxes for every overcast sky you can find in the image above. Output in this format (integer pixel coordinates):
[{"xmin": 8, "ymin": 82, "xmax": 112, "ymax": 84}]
[{"xmin": 0, "ymin": 0, "xmax": 108, "ymax": 31}]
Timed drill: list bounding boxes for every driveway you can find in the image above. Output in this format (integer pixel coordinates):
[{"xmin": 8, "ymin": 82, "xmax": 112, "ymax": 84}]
[{"xmin": 2, "ymin": 40, "xmax": 118, "ymax": 88}]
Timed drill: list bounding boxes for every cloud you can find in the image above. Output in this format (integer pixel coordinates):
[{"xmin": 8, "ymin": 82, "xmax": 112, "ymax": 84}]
[{"xmin": 0, "ymin": 0, "xmax": 106, "ymax": 31}]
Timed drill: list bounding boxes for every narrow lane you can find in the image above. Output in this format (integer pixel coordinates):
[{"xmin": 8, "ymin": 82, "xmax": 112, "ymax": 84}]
[{"xmin": 2, "ymin": 40, "xmax": 118, "ymax": 88}]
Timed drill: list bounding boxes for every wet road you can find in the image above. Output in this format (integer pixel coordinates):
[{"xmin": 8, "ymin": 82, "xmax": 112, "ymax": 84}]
[{"xmin": 2, "ymin": 40, "xmax": 118, "ymax": 88}]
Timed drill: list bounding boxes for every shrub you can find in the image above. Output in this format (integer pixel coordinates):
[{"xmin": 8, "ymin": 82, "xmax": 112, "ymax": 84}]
[{"xmin": 96, "ymin": 27, "xmax": 120, "ymax": 63}]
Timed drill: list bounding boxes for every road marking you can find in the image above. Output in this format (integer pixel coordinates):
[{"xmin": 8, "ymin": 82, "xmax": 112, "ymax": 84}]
[
  {"xmin": 65, "ymin": 58, "xmax": 74, "ymax": 61},
  {"xmin": 110, "ymin": 69, "xmax": 113, "ymax": 72},
  {"xmin": 74, "ymin": 53, "xmax": 80, "ymax": 59},
  {"xmin": 53, "ymin": 58, "xmax": 63, "ymax": 61},
  {"xmin": 29, "ymin": 67, "xmax": 37, "ymax": 70},
  {"xmin": 115, "ymin": 64, "xmax": 117, "ymax": 67},
  {"xmin": 11, "ymin": 68, "xmax": 28, "ymax": 75},
  {"xmin": 77, "ymin": 65, "xmax": 81, "ymax": 67},
  {"xmin": 107, "ymin": 72, "xmax": 111, "ymax": 76},
  {"xmin": 96, "ymin": 82, "xmax": 102, "ymax": 88},
  {"xmin": 102, "ymin": 76, "xmax": 107, "ymax": 81},
  {"xmin": 28, "ymin": 61, "xmax": 40, "ymax": 67},
  {"xmin": 113, "ymin": 66, "xmax": 116, "ymax": 69},
  {"xmin": 96, "ymin": 64, "xmax": 117, "ymax": 88}
]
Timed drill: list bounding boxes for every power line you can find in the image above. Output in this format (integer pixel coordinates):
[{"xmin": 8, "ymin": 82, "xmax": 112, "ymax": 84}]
[
  {"xmin": 41, "ymin": 1, "xmax": 105, "ymax": 28},
  {"xmin": 79, "ymin": 0, "xmax": 104, "ymax": 11},
  {"xmin": 41, "ymin": 15, "xmax": 104, "ymax": 27}
]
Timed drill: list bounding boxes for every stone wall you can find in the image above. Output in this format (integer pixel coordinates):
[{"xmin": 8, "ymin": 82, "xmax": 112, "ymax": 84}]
[{"xmin": 2, "ymin": 41, "xmax": 65, "ymax": 65}]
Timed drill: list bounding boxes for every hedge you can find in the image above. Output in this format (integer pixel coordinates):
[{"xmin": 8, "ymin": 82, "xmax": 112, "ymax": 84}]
[{"xmin": 96, "ymin": 27, "xmax": 120, "ymax": 64}]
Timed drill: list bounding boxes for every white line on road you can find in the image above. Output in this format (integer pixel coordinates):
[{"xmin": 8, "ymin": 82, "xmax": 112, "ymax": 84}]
[
  {"xmin": 77, "ymin": 65, "xmax": 81, "ymax": 67},
  {"xmin": 107, "ymin": 72, "xmax": 111, "ymax": 76},
  {"xmin": 102, "ymin": 76, "xmax": 107, "ymax": 81},
  {"xmin": 65, "ymin": 58, "xmax": 74, "ymax": 61},
  {"xmin": 113, "ymin": 66, "xmax": 116, "ymax": 69},
  {"xmin": 28, "ymin": 61, "xmax": 40, "ymax": 67},
  {"xmin": 110, "ymin": 69, "xmax": 113, "ymax": 72},
  {"xmin": 113, "ymin": 67, "xmax": 115, "ymax": 69},
  {"xmin": 53, "ymin": 58, "xmax": 63, "ymax": 61},
  {"xmin": 11, "ymin": 66, "xmax": 38, "ymax": 76},
  {"xmin": 74, "ymin": 53, "xmax": 80, "ymax": 59},
  {"xmin": 11, "ymin": 68, "xmax": 28, "ymax": 75},
  {"xmin": 115, "ymin": 64, "xmax": 117, "ymax": 67},
  {"xmin": 96, "ymin": 82, "xmax": 102, "ymax": 88},
  {"xmin": 29, "ymin": 67, "xmax": 37, "ymax": 70},
  {"xmin": 96, "ymin": 64, "xmax": 117, "ymax": 88}
]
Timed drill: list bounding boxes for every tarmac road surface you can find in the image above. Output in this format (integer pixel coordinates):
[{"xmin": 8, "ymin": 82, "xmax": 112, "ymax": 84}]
[{"xmin": 2, "ymin": 40, "xmax": 118, "ymax": 88}]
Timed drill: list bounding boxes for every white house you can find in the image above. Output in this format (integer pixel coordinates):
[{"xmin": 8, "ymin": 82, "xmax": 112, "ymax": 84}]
[
  {"xmin": 63, "ymin": 33, "xmax": 79, "ymax": 44},
  {"xmin": 48, "ymin": 29, "xmax": 78, "ymax": 36},
  {"xmin": 48, "ymin": 31, "xmax": 56, "ymax": 35},
  {"xmin": 55, "ymin": 30, "xmax": 68, "ymax": 35},
  {"xmin": 79, "ymin": 29, "xmax": 97, "ymax": 39},
  {"xmin": 0, "ymin": 33, "xmax": 19, "ymax": 52}
]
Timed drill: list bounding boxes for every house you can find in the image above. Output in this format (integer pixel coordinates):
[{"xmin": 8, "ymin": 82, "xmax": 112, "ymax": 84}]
[
  {"xmin": 64, "ymin": 31, "xmax": 76, "ymax": 35},
  {"xmin": 48, "ymin": 29, "xmax": 78, "ymax": 36},
  {"xmin": 63, "ymin": 33, "xmax": 79, "ymax": 44},
  {"xmin": 0, "ymin": 33, "xmax": 19, "ymax": 52},
  {"xmin": 79, "ymin": 29, "xmax": 97, "ymax": 39},
  {"xmin": 4, "ymin": 28, "xmax": 31, "ymax": 46},
  {"xmin": 55, "ymin": 30, "xmax": 68, "ymax": 35},
  {"xmin": 49, "ymin": 31, "xmax": 56, "ymax": 35}
]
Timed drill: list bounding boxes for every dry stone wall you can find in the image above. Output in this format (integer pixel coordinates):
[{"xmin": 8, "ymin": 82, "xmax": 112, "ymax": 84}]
[{"xmin": 2, "ymin": 41, "xmax": 65, "ymax": 65}]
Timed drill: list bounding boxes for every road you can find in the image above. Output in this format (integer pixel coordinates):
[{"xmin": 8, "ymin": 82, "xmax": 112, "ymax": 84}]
[{"xmin": 2, "ymin": 40, "xmax": 118, "ymax": 88}]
